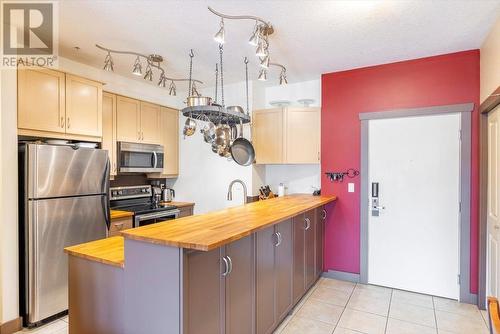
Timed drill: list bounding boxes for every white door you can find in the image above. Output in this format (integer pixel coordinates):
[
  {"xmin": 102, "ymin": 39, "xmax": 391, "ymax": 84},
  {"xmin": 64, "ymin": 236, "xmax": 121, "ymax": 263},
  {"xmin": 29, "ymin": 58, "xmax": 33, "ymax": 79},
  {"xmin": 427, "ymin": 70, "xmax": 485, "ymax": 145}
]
[
  {"xmin": 368, "ymin": 113, "xmax": 461, "ymax": 299},
  {"xmin": 487, "ymin": 105, "xmax": 500, "ymax": 300}
]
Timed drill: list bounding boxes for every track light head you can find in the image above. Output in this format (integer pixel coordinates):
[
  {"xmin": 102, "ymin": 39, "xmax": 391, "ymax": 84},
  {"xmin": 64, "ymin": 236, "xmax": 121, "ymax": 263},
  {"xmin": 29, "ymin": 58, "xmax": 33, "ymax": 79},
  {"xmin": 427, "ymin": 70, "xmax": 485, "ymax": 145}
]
[
  {"xmin": 258, "ymin": 69, "xmax": 267, "ymax": 81},
  {"xmin": 214, "ymin": 19, "xmax": 225, "ymax": 44},
  {"xmin": 169, "ymin": 81, "xmax": 177, "ymax": 96},
  {"xmin": 248, "ymin": 23, "xmax": 260, "ymax": 46},
  {"xmin": 158, "ymin": 74, "xmax": 166, "ymax": 87},
  {"xmin": 260, "ymin": 55, "xmax": 269, "ymax": 69},
  {"xmin": 144, "ymin": 64, "xmax": 153, "ymax": 81},
  {"xmin": 103, "ymin": 52, "xmax": 113, "ymax": 71},
  {"xmin": 255, "ymin": 42, "xmax": 267, "ymax": 57},
  {"xmin": 279, "ymin": 70, "xmax": 287, "ymax": 85},
  {"xmin": 132, "ymin": 56, "xmax": 142, "ymax": 76}
]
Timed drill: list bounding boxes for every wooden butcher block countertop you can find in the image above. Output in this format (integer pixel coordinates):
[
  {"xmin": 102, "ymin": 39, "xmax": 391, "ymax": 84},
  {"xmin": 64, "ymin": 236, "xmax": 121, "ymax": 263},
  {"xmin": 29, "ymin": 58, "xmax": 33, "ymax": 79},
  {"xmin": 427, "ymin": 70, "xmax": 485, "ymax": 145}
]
[
  {"xmin": 65, "ymin": 236, "xmax": 125, "ymax": 268},
  {"xmin": 122, "ymin": 194, "xmax": 336, "ymax": 251}
]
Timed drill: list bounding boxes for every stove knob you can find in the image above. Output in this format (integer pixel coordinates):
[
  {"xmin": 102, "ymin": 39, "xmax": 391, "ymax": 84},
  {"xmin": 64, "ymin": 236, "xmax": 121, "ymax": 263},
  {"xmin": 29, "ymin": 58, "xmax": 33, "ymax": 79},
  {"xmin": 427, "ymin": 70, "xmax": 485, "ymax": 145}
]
[
  {"xmin": 141, "ymin": 189, "xmax": 147, "ymax": 193},
  {"xmin": 118, "ymin": 190, "xmax": 123, "ymax": 195},
  {"xmin": 112, "ymin": 191, "xmax": 118, "ymax": 196}
]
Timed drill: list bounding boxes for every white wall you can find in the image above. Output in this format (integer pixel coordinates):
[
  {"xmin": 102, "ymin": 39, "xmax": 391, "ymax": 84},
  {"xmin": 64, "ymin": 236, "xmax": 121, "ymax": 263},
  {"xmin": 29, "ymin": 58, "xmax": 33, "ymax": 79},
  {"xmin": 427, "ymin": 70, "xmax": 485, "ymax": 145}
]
[{"xmin": 265, "ymin": 79, "xmax": 321, "ymax": 108}]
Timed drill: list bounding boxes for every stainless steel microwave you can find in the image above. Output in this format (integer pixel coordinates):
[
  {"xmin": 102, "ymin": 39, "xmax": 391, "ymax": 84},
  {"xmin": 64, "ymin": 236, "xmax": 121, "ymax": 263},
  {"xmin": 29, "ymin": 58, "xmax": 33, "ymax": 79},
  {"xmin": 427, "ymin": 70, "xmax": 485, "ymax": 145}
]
[{"xmin": 117, "ymin": 142, "xmax": 164, "ymax": 173}]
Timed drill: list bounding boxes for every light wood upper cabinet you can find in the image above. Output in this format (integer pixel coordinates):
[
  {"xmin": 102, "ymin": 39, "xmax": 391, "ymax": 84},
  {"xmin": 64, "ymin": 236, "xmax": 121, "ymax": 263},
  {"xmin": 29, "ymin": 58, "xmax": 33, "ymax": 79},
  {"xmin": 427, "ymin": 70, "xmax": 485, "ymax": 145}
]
[
  {"xmin": 102, "ymin": 93, "xmax": 117, "ymax": 176},
  {"xmin": 65, "ymin": 74, "xmax": 102, "ymax": 137},
  {"xmin": 18, "ymin": 68, "xmax": 103, "ymax": 140},
  {"xmin": 285, "ymin": 108, "xmax": 320, "ymax": 163},
  {"xmin": 116, "ymin": 96, "xmax": 141, "ymax": 142},
  {"xmin": 18, "ymin": 68, "xmax": 66, "ymax": 133},
  {"xmin": 139, "ymin": 102, "xmax": 161, "ymax": 144},
  {"xmin": 253, "ymin": 108, "xmax": 284, "ymax": 164},
  {"xmin": 253, "ymin": 107, "xmax": 320, "ymax": 164}
]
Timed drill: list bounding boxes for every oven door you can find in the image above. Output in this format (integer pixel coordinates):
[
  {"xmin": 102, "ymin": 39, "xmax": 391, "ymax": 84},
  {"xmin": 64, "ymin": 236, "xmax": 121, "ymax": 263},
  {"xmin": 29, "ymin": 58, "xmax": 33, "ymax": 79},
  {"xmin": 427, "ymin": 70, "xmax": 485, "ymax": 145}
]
[
  {"xmin": 134, "ymin": 209, "xmax": 180, "ymax": 227},
  {"xmin": 118, "ymin": 142, "xmax": 164, "ymax": 173}
]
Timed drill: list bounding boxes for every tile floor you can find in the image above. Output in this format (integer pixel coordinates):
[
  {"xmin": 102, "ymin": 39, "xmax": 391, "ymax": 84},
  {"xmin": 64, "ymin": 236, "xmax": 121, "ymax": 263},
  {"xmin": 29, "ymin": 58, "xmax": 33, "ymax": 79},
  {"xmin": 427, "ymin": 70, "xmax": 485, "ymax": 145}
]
[
  {"xmin": 274, "ymin": 277, "xmax": 490, "ymax": 334},
  {"xmin": 14, "ymin": 277, "xmax": 489, "ymax": 334}
]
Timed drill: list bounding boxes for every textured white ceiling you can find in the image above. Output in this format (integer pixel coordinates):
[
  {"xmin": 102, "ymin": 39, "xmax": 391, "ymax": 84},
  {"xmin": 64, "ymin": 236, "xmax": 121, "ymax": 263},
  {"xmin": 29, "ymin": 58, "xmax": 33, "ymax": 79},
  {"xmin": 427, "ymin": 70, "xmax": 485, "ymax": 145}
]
[{"xmin": 59, "ymin": 0, "xmax": 500, "ymax": 90}]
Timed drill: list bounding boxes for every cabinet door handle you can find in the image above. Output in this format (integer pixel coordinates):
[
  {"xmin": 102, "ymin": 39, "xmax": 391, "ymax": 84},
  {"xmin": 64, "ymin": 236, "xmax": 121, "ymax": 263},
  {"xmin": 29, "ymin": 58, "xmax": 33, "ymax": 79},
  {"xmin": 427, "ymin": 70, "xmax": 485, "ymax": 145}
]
[
  {"xmin": 277, "ymin": 231, "xmax": 282, "ymax": 246},
  {"xmin": 60, "ymin": 116, "xmax": 65, "ymax": 128},
  {"xmin": 142, "ymin": 132, "xmax": 144, "ymax": 140},
  {"xmin": 274, "ymin": 231, "xmax": 282, "ymax": 247},
  {"xmin": 113, "ymin": 162, "xmax": 117, "ymax": 172},
  {"xmin": 304, "ymin": 218, "xmax": 311, "ymax": 230},
  {"xmin": 222, "ymin": 256, "xmax": 229, "ymax": 277},
  {"xmin": 322, "ymin": 209, "xmax": 327, "ymax": 221},
  {"xmin": 138, "ymin": 131, "xmax": 141, "ymax": 140},
  {"xmin": 67, "ymin": 117, "xmax": 70, "ymax": 129},
  {"xmin": 226, "ymin": 255, "xmax": 233, "ymax": 275}
]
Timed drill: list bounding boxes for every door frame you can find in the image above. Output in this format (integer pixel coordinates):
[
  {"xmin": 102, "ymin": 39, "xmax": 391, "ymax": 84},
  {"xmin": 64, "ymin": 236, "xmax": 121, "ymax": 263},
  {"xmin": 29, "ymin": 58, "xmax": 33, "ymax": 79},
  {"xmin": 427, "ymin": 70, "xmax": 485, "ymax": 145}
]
[
  {"xmin": 479, "ymin": 87, "xmax": 500, "ymax": 309},
  {"xmin": 359, "ymin": 102, "xmax": 475, "ymax": 303}
]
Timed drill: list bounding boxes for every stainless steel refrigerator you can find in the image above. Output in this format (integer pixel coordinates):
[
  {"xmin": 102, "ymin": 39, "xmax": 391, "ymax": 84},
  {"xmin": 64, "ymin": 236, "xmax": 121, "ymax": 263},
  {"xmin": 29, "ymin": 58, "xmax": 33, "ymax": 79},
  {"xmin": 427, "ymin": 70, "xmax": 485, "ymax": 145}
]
[{"xmin": 19, "ymin": 143, "xmax": 110, "ymax": 326}]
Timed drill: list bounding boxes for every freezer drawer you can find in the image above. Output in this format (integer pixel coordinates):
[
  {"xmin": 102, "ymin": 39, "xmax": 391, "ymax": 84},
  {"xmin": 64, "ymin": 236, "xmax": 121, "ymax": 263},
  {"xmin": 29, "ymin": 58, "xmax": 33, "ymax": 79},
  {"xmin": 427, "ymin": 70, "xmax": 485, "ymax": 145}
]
[
  {"xmin": 25, "ymin": 195, "xmax": 108, "ymax": 324},
  {"xmin": 27, "ymin": 143, "xmax": 109, "ymax": 199}
]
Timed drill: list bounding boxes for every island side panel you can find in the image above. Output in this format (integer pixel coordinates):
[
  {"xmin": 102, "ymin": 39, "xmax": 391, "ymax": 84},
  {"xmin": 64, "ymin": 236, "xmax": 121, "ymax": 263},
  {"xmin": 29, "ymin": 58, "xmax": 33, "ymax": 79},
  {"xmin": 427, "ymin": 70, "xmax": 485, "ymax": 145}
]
[
  {"xmin": 68, "ymin": 256, "xmax": 125, "ymax": 334},
  {"xmin": 124, "ymin": 239, "xmax": 182, "ymax": 334}
]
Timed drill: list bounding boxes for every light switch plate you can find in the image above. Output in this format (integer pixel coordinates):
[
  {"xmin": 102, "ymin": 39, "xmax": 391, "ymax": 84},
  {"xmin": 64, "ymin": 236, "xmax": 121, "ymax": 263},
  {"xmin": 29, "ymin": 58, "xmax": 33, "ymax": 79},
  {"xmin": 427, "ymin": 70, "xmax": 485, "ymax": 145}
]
[{"xmin": 348, "ymin": 183, "xmax": 355, "ymax": 193}]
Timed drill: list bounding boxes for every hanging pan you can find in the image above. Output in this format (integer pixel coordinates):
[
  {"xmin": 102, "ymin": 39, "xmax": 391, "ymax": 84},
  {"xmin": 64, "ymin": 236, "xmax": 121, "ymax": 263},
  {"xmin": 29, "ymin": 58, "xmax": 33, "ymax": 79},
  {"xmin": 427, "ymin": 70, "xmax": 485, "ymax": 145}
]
[{"xmin": 231, "ymin": 120, "xmax": 255, "ymax": 166}]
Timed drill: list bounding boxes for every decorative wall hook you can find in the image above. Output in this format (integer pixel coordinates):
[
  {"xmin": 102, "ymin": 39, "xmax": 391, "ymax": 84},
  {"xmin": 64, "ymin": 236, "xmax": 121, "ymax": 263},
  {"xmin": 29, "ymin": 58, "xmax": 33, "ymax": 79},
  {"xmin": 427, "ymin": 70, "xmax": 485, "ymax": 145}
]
[{"xmin": 325, "ymin": 168, "xmax": 360, "ymax": 182}]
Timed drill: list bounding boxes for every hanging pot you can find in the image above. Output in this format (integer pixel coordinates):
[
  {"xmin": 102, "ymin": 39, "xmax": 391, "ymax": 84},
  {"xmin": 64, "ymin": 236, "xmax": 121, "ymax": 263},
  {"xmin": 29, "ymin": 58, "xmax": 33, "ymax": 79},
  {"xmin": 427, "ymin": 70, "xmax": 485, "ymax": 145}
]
[
  {"xmin": 230, "ymin": 120, "xmax": 255, "ymax": 166},
  {"xmin": 183, "ymin": 117, "xmax": 197, "ymax": 137},
  {"xmin": 186, "ymin": 96, "xmax": 212, "ymax": 107}
]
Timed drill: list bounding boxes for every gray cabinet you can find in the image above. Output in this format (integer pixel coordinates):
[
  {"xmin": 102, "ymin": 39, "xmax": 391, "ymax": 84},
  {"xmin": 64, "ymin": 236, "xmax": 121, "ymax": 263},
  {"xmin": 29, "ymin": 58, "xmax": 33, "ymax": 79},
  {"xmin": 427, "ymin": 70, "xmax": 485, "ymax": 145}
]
[
  {"xmin": 256, "ymin": 220, "xmax": 293, "ymax": 334},
  {"xmin": 315, "ymin": 206, "xmax": 326, "ymax": 278},
  {"xmin": 224, "ymin": 236, "xmax": 255, "ymax": 334},
  {"xmin": 184, "ymin": 235, "xmax": 254, "ymax": 334},
  {"xmin": 184, "ymin": 248, "xmax": 222, "ymax": 334},
  {"xmin": 293, "ymin": 209, "xmax": 318, "ymax": 304}
]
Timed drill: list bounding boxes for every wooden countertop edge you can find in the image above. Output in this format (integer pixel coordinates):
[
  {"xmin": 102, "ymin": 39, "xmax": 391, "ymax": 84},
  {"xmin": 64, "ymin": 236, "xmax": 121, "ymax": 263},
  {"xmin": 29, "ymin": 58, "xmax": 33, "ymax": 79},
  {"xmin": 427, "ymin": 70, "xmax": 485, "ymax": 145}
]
[
  {"xmin": 161, "ymin": 201, "xmax": 195, "ymax": 208},
  {"xmin": 110, "ymin": 210, "xmax": 134, "ymax": 219},
  {"xmin": 64, "ymin": 237, "xmax": 125, "ymax": 268},
  {"xmin": 122, "ymin": 196, "xmax": 336, "ymax": 251}
]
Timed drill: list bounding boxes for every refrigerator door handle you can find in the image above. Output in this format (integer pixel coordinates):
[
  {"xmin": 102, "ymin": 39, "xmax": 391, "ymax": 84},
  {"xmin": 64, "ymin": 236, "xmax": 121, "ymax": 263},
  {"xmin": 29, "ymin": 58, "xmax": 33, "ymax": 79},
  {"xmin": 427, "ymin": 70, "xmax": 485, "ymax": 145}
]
[
  {"xmin": 101, "ymin": 159, "xmax": 111, "ymax": 229},
  {"xmin": 28, "ymin": 201, "xmax": 38, "ymax": 322}
]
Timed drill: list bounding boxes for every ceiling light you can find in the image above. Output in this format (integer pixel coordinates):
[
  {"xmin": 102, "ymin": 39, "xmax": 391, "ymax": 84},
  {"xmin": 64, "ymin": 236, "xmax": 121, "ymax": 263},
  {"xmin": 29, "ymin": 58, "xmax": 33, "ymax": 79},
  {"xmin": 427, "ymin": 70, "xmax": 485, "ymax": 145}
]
[
  {"xmin": 255, "ymin": 42, "xmax": 267, "ymax": 57},
  {"xmin": 169, "ymin": 81, "xmax": 177, "ymax": 96},
  {"xmin": 279, "ymin": 71, "xmax": 287, "ymax": 85},
  {"xmin": 144, "ymin": 64, "xmax": 153, "ymax": 81},
  {"xmin": 214, "ymin": 19, "xmax": 225, "ymax": 44},
  {"xmin": 157, "ymin": 73, "xmax": 166, "ymax": 87},
  {"xmin": 132, "ymin": 56, "xmax": 142, "ymax": 76},
  {"xmin": 248, "ymin": 22, "xmax": 260, "ymax": 46},
  {"xmin": 258, "ymin": 69, "xmax": 267, "ymax": 81},
  {"xmin": 103, "ymin": 52, "xmax": 113, "ymax": 71},
  {"xmin": 260, "ymin": 55, "xmax": 269, "ymax": 69}
]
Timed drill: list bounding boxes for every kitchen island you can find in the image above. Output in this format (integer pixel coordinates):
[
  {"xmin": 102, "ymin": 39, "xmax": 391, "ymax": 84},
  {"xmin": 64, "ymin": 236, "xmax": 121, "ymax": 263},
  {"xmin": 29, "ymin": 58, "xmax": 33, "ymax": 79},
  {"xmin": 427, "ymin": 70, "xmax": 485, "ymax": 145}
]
[{"xmin": 65, "ymin": 194, "xmax": 336, "ymax": 334}]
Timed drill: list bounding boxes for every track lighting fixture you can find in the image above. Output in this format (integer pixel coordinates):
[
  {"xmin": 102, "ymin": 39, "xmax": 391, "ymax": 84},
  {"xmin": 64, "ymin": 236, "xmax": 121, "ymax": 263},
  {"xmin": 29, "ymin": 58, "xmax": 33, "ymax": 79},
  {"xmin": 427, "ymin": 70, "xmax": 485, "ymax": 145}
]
[
  {"xmin": 214, "ymin": 19, "xmax": 225, "ymax": 44},
  {"xmin": 132, "ymin": 56, "xmax": 142, "ymax": 76},
  {"xmin": 96, "ymin": 44, "xmax": 203, "ymax": 92},
  {"xmin": 248, "ymin": 22, "xmax": 260, "ymax": 46},
  {"xmin": 169, "ymin": 81, "xmax": 177, "ymax": 96},
  {"xmin": 260, "ymin": 55, "xmax": 269, "ymax": 69},
  {"xmin": 258, "ymin": 69, "xmax": 267, "ymax": 81},
  {"xmin": 103, "ymin": 52, "xmax": 113, "ymax": 71},
  {"xmin": 144, "ymin": 64, "xmax": 153, "ymax": 81}
]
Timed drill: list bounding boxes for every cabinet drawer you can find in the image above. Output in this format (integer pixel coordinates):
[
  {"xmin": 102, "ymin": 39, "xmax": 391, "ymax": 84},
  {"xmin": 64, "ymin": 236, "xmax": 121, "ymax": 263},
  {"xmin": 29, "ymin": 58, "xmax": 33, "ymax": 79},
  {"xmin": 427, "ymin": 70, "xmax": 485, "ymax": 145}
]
[{"xmin": 108, "ymin": 217, "xmax": 133, "ymax": 237}]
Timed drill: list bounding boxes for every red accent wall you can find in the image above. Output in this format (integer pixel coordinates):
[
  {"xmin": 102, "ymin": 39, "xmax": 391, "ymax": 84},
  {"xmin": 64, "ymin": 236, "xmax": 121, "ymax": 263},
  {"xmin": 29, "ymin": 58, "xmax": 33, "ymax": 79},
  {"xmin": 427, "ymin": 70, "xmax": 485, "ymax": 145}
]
[{"xmin": 321, "ymin": 50, "xmax": 480, "ymax": 294}]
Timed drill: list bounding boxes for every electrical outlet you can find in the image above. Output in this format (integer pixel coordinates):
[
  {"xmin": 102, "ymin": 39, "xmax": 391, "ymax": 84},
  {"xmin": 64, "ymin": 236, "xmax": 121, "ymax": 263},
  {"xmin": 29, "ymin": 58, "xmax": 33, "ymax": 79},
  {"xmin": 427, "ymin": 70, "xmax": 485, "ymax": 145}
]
[{"xmin": 348, "ymin": 183, "xmax": 355, "ymax": 193}]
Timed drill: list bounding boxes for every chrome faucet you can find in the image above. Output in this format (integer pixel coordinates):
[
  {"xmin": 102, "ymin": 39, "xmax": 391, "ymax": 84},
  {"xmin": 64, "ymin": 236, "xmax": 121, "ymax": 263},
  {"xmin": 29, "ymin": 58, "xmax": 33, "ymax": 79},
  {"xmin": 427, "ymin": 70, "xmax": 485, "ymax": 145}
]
[{"xmin": 227, "ymin": 179, "xmax": 248, "ymax": 204}]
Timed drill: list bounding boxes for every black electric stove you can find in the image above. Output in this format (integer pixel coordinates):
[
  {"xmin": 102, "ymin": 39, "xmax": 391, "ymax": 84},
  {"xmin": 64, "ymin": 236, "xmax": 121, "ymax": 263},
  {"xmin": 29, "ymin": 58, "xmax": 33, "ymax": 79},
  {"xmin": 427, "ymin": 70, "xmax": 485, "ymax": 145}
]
[{"xmin": 110, "ymin": 185, "xmax": 179, "ymax": 227}]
